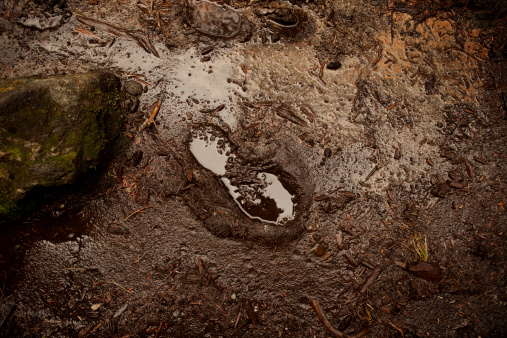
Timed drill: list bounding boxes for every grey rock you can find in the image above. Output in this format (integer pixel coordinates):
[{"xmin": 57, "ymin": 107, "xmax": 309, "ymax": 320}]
[
  {"xmin": 0, "ymin": 72, "xmax": 125, "ymax": 218},
  {"xmin": 124, "ymin": 81, "xmax": 144, "ymax": 96}
]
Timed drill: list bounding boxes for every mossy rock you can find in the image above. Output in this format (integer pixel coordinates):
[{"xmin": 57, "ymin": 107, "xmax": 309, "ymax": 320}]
[{"xmin": 0, "ymin": 72, "xmax": 125, "ymax": 219}]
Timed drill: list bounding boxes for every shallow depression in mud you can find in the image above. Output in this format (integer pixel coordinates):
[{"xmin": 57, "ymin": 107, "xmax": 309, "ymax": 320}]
[
  {"xmin": 222, "ymin": 173, "xmax": 295, "ymax": 225},
  {"xmin": 190, "ymin": 126, "xmax": 296, "ymax": 225}
]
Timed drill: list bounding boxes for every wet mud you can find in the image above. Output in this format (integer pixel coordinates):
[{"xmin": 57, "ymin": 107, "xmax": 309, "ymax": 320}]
[
  {"xmin": 184, "ymin": 123, "xmax": 314, "ymax": 242},
  {"xmin": 1, "ymin": 0, "xmax": 507, "ymax": 337}
]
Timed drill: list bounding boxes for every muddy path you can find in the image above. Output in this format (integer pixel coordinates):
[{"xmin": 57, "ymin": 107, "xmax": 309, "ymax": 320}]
[{"xmin": 1, "ymin": 0, "xmax": 506, "ymax": 336}]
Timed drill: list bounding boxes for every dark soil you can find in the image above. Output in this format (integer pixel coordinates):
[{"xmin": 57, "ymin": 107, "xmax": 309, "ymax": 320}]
[{"xmin": 1, "ymin": 0, "xmax": 506, "ymax": 337}]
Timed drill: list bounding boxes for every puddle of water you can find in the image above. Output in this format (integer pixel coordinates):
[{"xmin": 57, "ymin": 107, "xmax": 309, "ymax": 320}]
[
  {"xmin": 221, "ymin": 173, "xmax": 295, "ymax": 225},
  {"xmin": 48, "ymin": 24, "xmax": 245, "ymax": 129},
  {"xmin": 190, "ymin": 127, "xmax": 295, "ymax": 225},
  {"xmin": 256, "ymin": 173, "xmax": 295, "ymax": 223},
  {"xmin": 190, "ymin": 130, "xmax": 234, "ymax": 176}
]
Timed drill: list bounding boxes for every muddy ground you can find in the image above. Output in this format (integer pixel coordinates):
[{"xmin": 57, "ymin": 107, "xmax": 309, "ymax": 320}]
[{"xmin": 1, "ymin": 0, "xmax": 507, "ymax": 336}]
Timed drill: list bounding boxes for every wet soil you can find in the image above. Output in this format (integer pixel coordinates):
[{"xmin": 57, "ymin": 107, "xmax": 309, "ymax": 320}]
[{"xmin": 1, "ymin": 0, "xmax": 507, "ymax": 336}]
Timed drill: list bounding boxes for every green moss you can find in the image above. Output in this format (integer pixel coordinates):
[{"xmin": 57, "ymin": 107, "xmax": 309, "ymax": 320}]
[
  {"xmin": 0, "ymin": 199, "xmax": 17, "ymax": 216},
  {"xmin": 5, "ymin": 145, "xmax": 24, "ymax": 161},
  {"xmin": 0, "ymin": 79, "xmax": 24, "ymax": 94},
  {"xmin": 49, "ymin": 151, "xmax": 77, "ymax": 168},
  {"xmin": 0, "ymin": 73, "xmax": 127, "ymax": 219}
]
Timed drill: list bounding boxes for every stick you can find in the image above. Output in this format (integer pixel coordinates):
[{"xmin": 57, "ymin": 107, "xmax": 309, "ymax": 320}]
[
  {"xmin": 311, "ymin": 299, "xmax": 369, "ymax": 338},
  {"xmin": 133, "ymin": 251, "xmax": 147, "ymax": 264},
  {"xmin": 123, "ymin": 206, "xmax": 152, "ymax": 221},
  {"xmin": 76, "ymin": 15, "xmax": 159, "ymax": 57},
  {"xmin": 166, "ymin": 141, "xmax": 185, "ymax": 162},
  {"xmin": 140, "ymin": 101, "xmax": 161, "ymax": 132},
  {"xmin": 0, "ymin": 304, "xmax": 15, "ymax": 330},
  {"xmin": 109, "ymin": 281, "xmax": 133, "ymax": 295},
  {"xmin": 388, "ymin": 321, "xmax": 403, "ymax": 335},
  {"xmin": 234, "ymin": 310, "xmax": 242, "ymax": 329},
  {"xmin": 154, "ymin": 321, "xmax": 163, "ymax": 338},
  {"xmin": 319, "ymin": 59, "xmax": 327, "ymax": 78},
  {"xmin": 364, "ymin": 165, "xmax": 379, "ymax": 182},
  {"xmin": 74, "ymin": 27, "xmax": 101, "ymax": 39},
  {"xmin": 360, "ymin": 268, "xmax": 381, "ymax": 294}
]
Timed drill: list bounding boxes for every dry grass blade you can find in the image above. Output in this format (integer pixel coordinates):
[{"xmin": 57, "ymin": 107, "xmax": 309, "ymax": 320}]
[{"xmin": 412, "ymin": 235, "xmax": 428, "ymax": 262}]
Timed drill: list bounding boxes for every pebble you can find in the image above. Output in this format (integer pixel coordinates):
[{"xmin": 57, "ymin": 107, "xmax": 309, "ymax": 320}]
[
  {"xmin": 315, "ymin": 243, "xmax": 328, "ymax": 256},
  {"xmin": 124, "ymin": 80, "xmax": 144, "ymax": 96},
  {"xmin": 107, "ymin": 222, "xmax": 130, "ymax": 235},
  {"xmin": 380, "ymin": 306, "xmax": 391, "ymax": 314}
]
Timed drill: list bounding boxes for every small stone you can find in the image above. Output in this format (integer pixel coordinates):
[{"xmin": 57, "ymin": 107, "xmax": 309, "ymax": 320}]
[
  {"xmin": 124, "ymin": 80, "xmax": 144, "ymax": 96},
  {"xmin": 394, "ymin": 261, "xmax": 407, "ymax": 269},
  {"xmin": 380, "ymin": 306, "xmax": 391, "ymax": 314},
  {"xmin": 315, "ymin": 243, "xmax": 328, "ymax": 256},
  {"xmin": 135, "ymin": 188, "xmax": 150, "ymax": 206},
  {"xmin": 0, "ymin": 151, "xmax": 11, "ymax": 162},
  {"xmin": 91, "ymin": 303, "xmax": 102, "ymax": 311},
  {"xmin": 107, "ymin": 222, "xmax": 130, "ymax": 235},
  {"xmin": 68, "ymin": 298, "xmax": 78, "ymax": 309},
  {"xmin": 394, "ymin": 146, "xmax": 402, "ymax": 160},
  {"xmin": 312, "ymin": 233, "xmax": 321, "ymax": 242},
  {"xmin": 192, "ymin": 1, "xmax": 242, "ymax": 38},
  {"xmin": 449, "ymin": 181, "xmax": 465, "ymax": 189}
]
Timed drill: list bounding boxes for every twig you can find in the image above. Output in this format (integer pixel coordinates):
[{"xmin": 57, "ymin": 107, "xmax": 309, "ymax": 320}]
[
  {"xmin": 134, "ymin": 78, "xmax": 151, "ymax": 86},
  {"xmin": 0, "ymin": 304, "xmax": 16, "ymax": 330},
  {"xmin": 74, "ymin": 27, "xmax": 101, "ymax": 39},
  {"xmin": 154, "ymin": 321, "xmax": 163, "ymax": 338},
  {"xmin": 140, "ymin": 101, "xmax": 161, "ymax": 132},
  {"xmin": 234, "ymin": 310, "xmax": 242, "ymax": 329},
  {"xmin": 388, "ymin": 321, "xmax": 403, "ymax": 335},
  {"xmin": 76, "ymin": 15, "xmax": 159, "ymax": 57},
  {"xmin": 108, "ymin": 281, "xmax": 133, "ymax": 295},
  {"xmin": 64, "ymin": 267, "xmax": 87, "ymax": 271},
  {"xmin": 364, "ymin": 165, "xmax": 379, "ymax": 182},
  {"xmin": 113, "ymin": 303, "xmax": 128, "ymax": 318},
  {"xmin": 311, "ymin": 299, "xmax": 368, "ymax": 338},
  {"xmin": 319, "ymin": 59, "xmax": 327, "ymax": 78},
  {"xmin": 166, "ymin": 141, "xmax": 185, "ymax": 162},
  {"xmin": 123, "ymin": 206, "xmax": 152, "ymax": 221},
  {"xmin": 133, "ymin": 251, "xmax": 147, "ymax": 264},
  {"xmin": 360, "ymin": 268, "xmax": 381, "ymax": 293}
]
